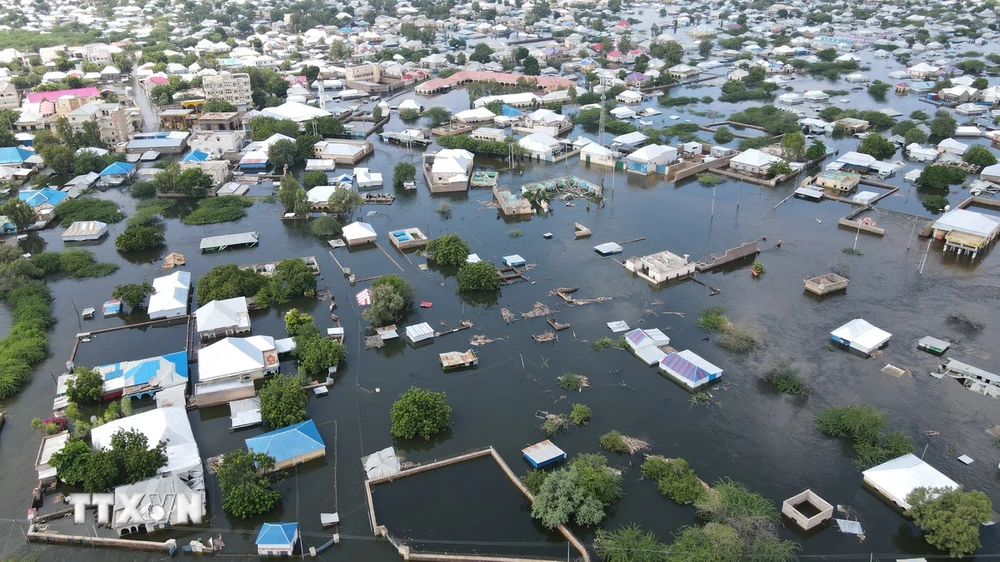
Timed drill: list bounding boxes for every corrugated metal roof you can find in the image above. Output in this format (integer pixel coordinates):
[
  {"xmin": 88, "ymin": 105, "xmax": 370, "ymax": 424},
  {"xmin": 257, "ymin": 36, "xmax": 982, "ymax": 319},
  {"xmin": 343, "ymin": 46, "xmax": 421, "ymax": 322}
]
[
  {"xmin": 230, "ymin": 397, "xmax": 262, "ymax": 429},
  {"xmin": 246, "ymin": 419, "xmax": 325, "ymax": 464},
  {"xmin": 522, "ymin": 440, "xmax": 566, "ymax": 465}
]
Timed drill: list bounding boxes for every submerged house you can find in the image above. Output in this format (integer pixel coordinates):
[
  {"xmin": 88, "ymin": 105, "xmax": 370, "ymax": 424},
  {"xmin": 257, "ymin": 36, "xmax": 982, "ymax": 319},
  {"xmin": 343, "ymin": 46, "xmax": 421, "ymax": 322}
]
[
  {"xmin": 256, "ymin": 523, "xmax": 299, "ymax": 556},
  {"xmin": 424, "ymin": 148, "xmax": 474, "ymax": 193},
  {"xmin": 625, "ymin": 144, "xmax": 677, "ymax": 175},
  {"xmin": 195, "ymin": 336, "xmax": 279, "ymax": 406},
  {"xmin": 147, "ymin": 270, "xmax": 191, "ymax": 319},
  {"xmin": 94, "ymin": 350, "xmax": 189, "ymax": 400},
  {"xmin": 623, "ymin": 328, "xmax": 671, "ymax": 365},
  {"xmin": 246, "ymin": 419, "xmax": 326, "ymax": 471},
  {"xmin": 195, "ymin": 297, "xmax": 251, "ymax": 340},
  {"xmin": 862, "ymin": 454, "xmax": 957, "ymax": 510},
  {"xmin": 112, "ymin": 474, "xmax": 205, "ymax": 536},
  {"xmin": 624, "ymin": 250, "xmax": 696, "ymax": 284},
  {"xmin": 931, "ymin": 208, "xmax": 1000, "ymax": 258},
  {"xmin": 830, "ymin": 318, "xmax": 891, "ymax": 356},
  {"xmin": 658, "ymin": 350, "xmax": 723, "ymax": 389}
]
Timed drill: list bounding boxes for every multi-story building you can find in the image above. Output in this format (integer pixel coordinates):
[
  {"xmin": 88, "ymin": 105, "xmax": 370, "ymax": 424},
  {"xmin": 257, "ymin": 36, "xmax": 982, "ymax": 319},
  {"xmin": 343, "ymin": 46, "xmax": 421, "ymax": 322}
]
[
  {"xmin": 66, "ymin": 103, "xmax": 141, "ymax": 145},
  {"xmin": 0, "ymin": 81, "xmax": 18, "ymax": 110},
  {"xmin": 345, "ymin": 63, "xmax": 381, "ymax": 83},
  {"xmin": 202, "ymin": 72, "xmax": 253, "ymax": 110}
]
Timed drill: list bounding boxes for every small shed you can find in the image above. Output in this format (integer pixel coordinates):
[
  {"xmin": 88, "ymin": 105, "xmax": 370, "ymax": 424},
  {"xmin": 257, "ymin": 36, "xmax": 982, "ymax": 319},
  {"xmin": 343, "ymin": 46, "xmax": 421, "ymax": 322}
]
[
  {"xmin": 594, "ymin": 242, "xmax": 623, "ymax": 256},
  {"xmin": 917, "ymin": 336, "xmax": 950, "ymax": 356},
  {"xmin": 830, "ymin": 318, "xmax": 891, "ymax": 356},
  {"xmin": 362, "ymin": 447, "xmax": 401, "ymax": 479},
  {"xmin": 35, "ymin": 431, "xmax": 70, "ymax": 483},
  {"xmin": 342, "ymin": 221, "xmax": 377, "ymax": 246},
  {"xmin": 659, "ymin": 350, "xmax": 723, "ymax": 389},
  {"xmin": 439, "ymin": 349, "xmax": 478, "ymax": 370},
  {"xmin": 102, "ymin": 299, "xmax": 122, "ymax": 317},
  {"xmin": 61, "ymin": 221, "xmax": 109, "ymax": 242},
  {"xmin": 405, "ymin": 322, "xmax": 435, "ymax": 344},
  {"xmin": 503, "ymin": 254, "xmax": 526, "ymax": 267},
  {"xmin": 781, "ymin": 489, "xmax": 833, "ymax": 530},
  {"xmin": 229, "ymin": 397, "xmax": 262, "ymax": 429},
  {"xmin": 256, "ymin": 522, "xmax": 299, "ymax": 556},
  {"xmin": 522, "ymin": 439, "xmax": 567, "ymax": 468}
]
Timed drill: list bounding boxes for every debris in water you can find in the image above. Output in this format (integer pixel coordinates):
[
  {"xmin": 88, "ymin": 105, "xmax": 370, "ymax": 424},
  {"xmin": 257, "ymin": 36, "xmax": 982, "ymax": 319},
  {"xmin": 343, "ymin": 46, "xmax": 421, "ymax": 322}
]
[
  {"xmin": 470, "ymin": 334, "xmax": 505, "ymax": 346},
  {"xmin": 533, "ymin": 331, "xmax": 558, "ymax": 343},
  {"xmin": 924, "ymin": 430, "xmax": 940, "ymax": 436},
  {"xmin": 547, "ymin": 318, "xmax": 570, "ymax": 331},
  {"xmin": 501, "ymin": 308, "xmax": 516, "ymax": 323},
  {"xmin": 620, "ymin": 435, "xmax": 651, "ymax": 455},
  {"xmin": 521, "ymin": 302, "xmax": 554, "ymax": 319},
  {"xmin": 365, "ymin": 335, "xmax": 385, "ymax": 349}
]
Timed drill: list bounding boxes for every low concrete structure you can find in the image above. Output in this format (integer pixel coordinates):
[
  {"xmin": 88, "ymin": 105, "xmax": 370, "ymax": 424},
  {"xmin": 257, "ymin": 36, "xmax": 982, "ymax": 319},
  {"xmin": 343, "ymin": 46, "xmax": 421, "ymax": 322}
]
[
  {"xmin": 804, "ymin": 273, "xmax": 849, "ymax": 296},
  {"xmin": 388, "ymin": 227, "xmax": 428, "ymax": 250},
  {"xmin": 439, "ymin": 349, "xmax": 478, "ymax": 370},
  {"xmin": 815, "ymin": 170, "xmax": 861, "ymax": 192},
  {"xmin": 782, "ymin": 489, "xmax": 834, "ymax": 530},
  {"xmin": 493, "ymin": 186, "xmax": 533, "ymax": 216},
  {"xmin": 624, "ymin": 250, "xmax": 696, "ymax": 284}
]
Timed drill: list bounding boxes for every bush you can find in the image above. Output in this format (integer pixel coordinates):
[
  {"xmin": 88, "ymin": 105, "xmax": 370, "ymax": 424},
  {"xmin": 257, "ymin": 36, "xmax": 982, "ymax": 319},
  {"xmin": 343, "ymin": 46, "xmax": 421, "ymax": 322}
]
[
  {"xmin": 599, "ymin": 430, "xmax": 630, "ymax": 453},
  {"xmin": 648, "ymin": 457, "xmax": 706, "ymax": 505},
  {"xmin": 595, "ymin": 524, "xmax": 668, "ymax": 562},
  {"xmin": 816, "ymin": 404, "xmax": 913, "ymax": 468},
  {"xmin": 697, "ymin": 172, "xmax": 723, "ymax": 186},
  {"xmin": 181, "ymin": 196, "xmax": 252, "ymax": 225},
  {"xmin": 392, "ymin": 162, "xmax": 416, "ymax": 188},
  {"xmin": 522, "ymin": 470, "xmax": 549, "ymax": 495},
  {"xmin": 763, "ymin": 363, "xmax": 809, "ymax": 395},
  {"xmin": 558, "ymin": 373, "xmax": 584, "ymax": 390},
  {"xmin": 592, "ymin": 337, "xmax": 614, "ymax": 350},
  {"xmin": 716, "ymin": 323, "xmax": 760, "ymax": 352},
  {"xmin": 921, "ymin": 194, "xmax": 950, "ymax": 212},
  {"xmin": 436, "ymin": 201, "xmax": 452, "ymax": 218},
  {"xmin": 697, "ymin": 306, "xmax": 728, "ymax": 332},
  {"xmin": 541, "ymin": 415, "xmax": 568, "ymax": 436},
  {"xmin": 129, "ymin": 181, "xmax": 157, "ymax": 198},
  {"xmin": 569, "ymin": 403, "xmax": 592, "ymax": 425},
  {"xmin": 713, "ymin": 127, "xmax": 734, "ymax": 144},
  {"xmin": 54, "ymin": 198, "xmax": 125, "ymax": 226},
  {"xmin": 531, "ymin": 454, "xmax": 622, "ymax": 528},
  {"xmin": 456, "ymin": 261, "xmax": 501, "ymax": 292},
  {"xmin": 31, "ymin": 250, "xmax": 118, "ymax": 279},
  {"xmin": 0, "ymin": 280, "xmax": 52, "ymax": 399},
  {"xmin": 115, "ymin": 225, "xmax": 165, "ymax": 253},
  {"xmin": 399, "ymin": 108, "xmax": 420, "ymax": 121},
  {"xmin": 390, "ymin": 386, "xmax": 452, "ymax": 439}
]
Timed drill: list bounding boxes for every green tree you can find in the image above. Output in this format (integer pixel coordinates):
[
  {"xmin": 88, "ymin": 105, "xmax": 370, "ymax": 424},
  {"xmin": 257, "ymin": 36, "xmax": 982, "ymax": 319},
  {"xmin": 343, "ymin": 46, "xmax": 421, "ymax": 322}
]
[
  {"xmin": 805, "ymin": 139, "xmax": 827, "ymax": 160},
  {"xmin": 40, "ymin": 144, "xmax": 75, "ymax": 176},
  {"xmin": 390, "ymin": 386, "xmax": 452, "ymax": 439},
  {"xmin": 65, "ymin": 366, "xmax": 103, "ymax": 404},
  {"xmin": 0, "ymin": 198, "xmax": 37, "ymax": 230},
  {"xmin": 259, "ymin": 373, "xmax": 308, "ymax": 428},
  {"xmin": 173, "ymin": 168, "xmax": 213, "ymax": 197},
  {"xmin": 112, "ymin": 281, "xmax": 155, "ymax": 309},
  {"xmin": 284, "ymin": 308, "xmax": 317, "ymax": 338},
  {"xmin": 532, "ymin": 454, "xmax": 622, "ymax": 529},
  {"xmin": 904, "ymin": 127, "xmax": 928, "ymax": 145},
  {"xmin": 48, "ymin": 439, "xmax": 92, "ymax": 486},
  {"xmin": 867, "ymin": 80, "xmax": 890, "ymax": 101},
  {"xmin": 972, "ymin": 77, "xmax": 988, "ymax": 90},
  {"xmin": 217, "ymin": 450, "xmax": 282, "ymax": 518},
  {"xmin": 768, "ymin": 161, "xmax": 793, "ymax": 179},
  {"xmin": 296, "ymin": 133, "xmax": 321, "ymax": 162},
  {"xmin": 423, "ymin": 106, "xmax": 450, "ymax": 127},
  {"xmin": 595, "ymin": 524, "xmax": 669, "ymax": 562},
  {"xmin": 197, "ymin": 264, "xmax": 268, "ymax": 303},
  {"xmin": 963, "ymin": 145, "xmax": 997, "ymax": 167},
  {"xmin": 303, "ymin": 171, "xmax": 329, "ymax": 189},
  {"xmin": 426, "ymin": 234, "xmax": 469, "ymax": 266},
  {"xmin": 327, "ymin": 188, "xmax": 364, "ymax": 215},
  {"xmin": 569, "ymin": 404, "xmax": 592, "ymax": 425},
  {"xmin": 83, "ymin": 449, "xmax": 119, "ymax": 492},
  {"xmin": 110, "ymin": 428, "xmax": 168, "ymax": 484},
  {"xmin": 780, "ymin": 132, "xmax": 806, "ymax": 161},
  {"xmin": 523, "ymin": 56, "xmax": 541, "ymax": 76},
  {"xmin": 469, "ymin": 43, "xmax": 494, "ymax": 63},
  {"xmin": 363, "ymin": 283, "xmax": 405, "ymax": 326},
  {"xmin": 308, "ymin": 116, "xmax": 345, "ymax": 137},
  {"xmin": 713, "ymin": 127, "xmax": 734, "ymax": 144},
  {"xmin": 399, "ymin": 108, "xmax": 419, "ymax": 122},
  {"xmin": 929, "ymin": 110, "xmax": 957, "ymax": 140},
  {"xmin": 907, "ymin": 487, "xmax": 992, "ymax": 558},
  {"xmin": 309, "ymin": 215, "xmax": 342, "ymax": 239},
  {"xmin": 255, "ymin": 258, "xmax": 318, "ymax": 306},
  {"xmin": 268, "ymin": 138, "xmax": 299, "ymax": 171},
  {"xmin": 204, "ymin": 98, "xmax": 238, "ymax": 112},
  {"xmin": 457, "ymin": 261, "xmax": 501, "ymax": 292},
  {"xmin": 75, "ymin": 120, "xmax": 105, "ymax": 149},
  {"xmin": 248, "ymin": 116, "xmax": 299, "ymax": 140},
  {"xmin": 292, "ymin": 333, "xmax": 346, "ymax": 377},
  {"xmin": 918, "ymin": 165, "xmax": 966, "ymax": 192},
  {"xmin": 392, "ymin": 162, "xmax": 416, "ymax": 188},
  {"xmin": 278, "ymin": 175, "xmax": 301, "ymax": 211},
  {"xmin": 667, "ymin": 523, "xmax": 743, "ymax": 561},
  {"xmin": 858, "ymin": 133, "xmax": 897, "ymax": 160},
  {"xmin": 115, "ymin": 225, "xmax": 165, "ymax": 253},
  {"xmin": 372, "ymin": 273, "xmax": 414, "ymax": 307}
]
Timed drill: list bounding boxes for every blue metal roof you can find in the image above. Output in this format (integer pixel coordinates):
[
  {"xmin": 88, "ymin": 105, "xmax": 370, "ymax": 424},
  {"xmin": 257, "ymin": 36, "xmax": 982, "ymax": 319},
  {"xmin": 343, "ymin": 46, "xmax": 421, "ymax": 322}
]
[
  {"xmin": 100, "ymin": 161, "xmax": 136, "ymax": 176},
  {"xmin": 246, "ymin": 419, "xmax": 325, "ymax": 464},
  {"xmin": 0, "ymin": 147, "xmax": 33, "ymax": 164},
  {"xmin": 19, "ymin": 188, "xmax": 68, "ymax": 208},
  {"xmin": 182, "ymin": 150, "xmax": 209, "ymax": 162},
  {"xmin": 256, "ymin": 522, "xmax": 298, "ymax": 546},
  {"xmin": 97, "ymin": 350, "xmax": 188, "ymax": 387},
  {"xmin": 500, "ymin": 104, "xmax": 522, "ymax": 117}
]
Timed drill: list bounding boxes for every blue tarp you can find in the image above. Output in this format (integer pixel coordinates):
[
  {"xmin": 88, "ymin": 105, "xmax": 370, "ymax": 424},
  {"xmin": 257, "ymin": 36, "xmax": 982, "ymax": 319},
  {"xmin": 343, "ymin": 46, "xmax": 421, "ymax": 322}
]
[
  {"xmin": 256, "ymin": 522, "xmax": 298, "ymax": 548},
  {"xmin": 246, "ymin": 419, "xmax": 325, "ymax": 464},
  {"xmin": 500, "ymin": 104, "xmax": 522, "ymax": 117},
  {"xmin": 97, "ymin": 350, "xmax": 188, "ymax": 387}
]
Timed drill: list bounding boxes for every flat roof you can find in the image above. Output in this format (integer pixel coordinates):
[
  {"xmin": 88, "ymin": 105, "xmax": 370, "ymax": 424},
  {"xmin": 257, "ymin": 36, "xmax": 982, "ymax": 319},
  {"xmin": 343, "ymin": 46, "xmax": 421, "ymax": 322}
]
[{"xmin": 200, "ymin": 231, "xmax": 259, "ymax": 250}]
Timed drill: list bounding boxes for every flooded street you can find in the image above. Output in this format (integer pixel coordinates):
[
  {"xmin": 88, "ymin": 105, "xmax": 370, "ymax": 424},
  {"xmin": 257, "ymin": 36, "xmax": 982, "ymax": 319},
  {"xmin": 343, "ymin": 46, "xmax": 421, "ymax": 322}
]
[{"xmin": 2, "ymin": 40, "xmax": 1000, "ymax": 561}]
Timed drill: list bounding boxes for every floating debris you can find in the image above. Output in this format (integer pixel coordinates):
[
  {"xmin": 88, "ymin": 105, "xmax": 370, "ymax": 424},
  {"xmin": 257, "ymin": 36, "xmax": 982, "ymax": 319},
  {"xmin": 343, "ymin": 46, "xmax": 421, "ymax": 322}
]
[
  {"xmin": 547, "ymin": 318, "xmax": 570, "ymax": 331},
  {"xmin": 470, "ymin": 334, "xmax": 505, "ymax": 346},
  {"xmin": 501, "ymin": 308, "xmax": 516, "ymax": 323},
  {"xmin": 834, "ymin": 518, "xmax": 865, "ymax": 538},
  {"xmin": 365, "ymin": 335, "xmax": 385, "ymax": 349},
  {"xmin": 881, "ymin": 364, "xmax": 907, "ymax": 378},
  {"xmin": 924, "ymin": 430, "xmax": 940, "ymax": 436},
  {"xmin": 434, "ymin": 320, "xmax": 474, "ymax": 337},
  {"xmin": 958, "ymin": 454, "xmax": 974, "ymax": 465},
  {"xmin": 558, "ymin": 374, "xmax": 589, "ymax": 387},
  {"xmin": 521, "ymin": 302, "xmax": 554, "ymax": 319},
  {"xmin": 607, "ymin": 321, "xmax": 630, "ymax": 332},
  {"xmin": 620, "ymin": 435, "xmax": 651, "ymax": 455},
  {"xmin": 533, "ymin": 331, "xmax": 558, "ymax": 343}
]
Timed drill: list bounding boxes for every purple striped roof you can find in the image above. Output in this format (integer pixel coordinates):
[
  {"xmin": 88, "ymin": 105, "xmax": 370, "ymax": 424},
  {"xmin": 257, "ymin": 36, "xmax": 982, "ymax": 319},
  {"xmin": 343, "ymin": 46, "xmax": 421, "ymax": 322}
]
[{"xmin": 660, "ymin": 353, "xmax": 711, "ymax": 383}]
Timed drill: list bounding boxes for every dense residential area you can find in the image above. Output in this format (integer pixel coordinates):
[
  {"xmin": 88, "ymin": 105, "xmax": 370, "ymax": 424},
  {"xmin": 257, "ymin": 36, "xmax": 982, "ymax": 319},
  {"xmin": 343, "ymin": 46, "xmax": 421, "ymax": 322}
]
[{"xmin": 0, "ymin": 0, "xmax": 999, "ymax": 560}]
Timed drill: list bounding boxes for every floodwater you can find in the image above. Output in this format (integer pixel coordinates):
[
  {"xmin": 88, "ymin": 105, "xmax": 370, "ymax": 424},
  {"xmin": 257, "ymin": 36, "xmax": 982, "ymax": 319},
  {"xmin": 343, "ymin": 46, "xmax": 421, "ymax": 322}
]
[{"xmin": 2, "ymin": 28, "xmax": 1000, "ymax": 562}]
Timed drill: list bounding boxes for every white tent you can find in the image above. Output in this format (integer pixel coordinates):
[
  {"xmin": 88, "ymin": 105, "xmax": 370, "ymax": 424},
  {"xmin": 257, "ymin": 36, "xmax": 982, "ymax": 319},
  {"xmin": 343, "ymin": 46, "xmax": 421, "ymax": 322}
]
[
  {"xmin": 862, "ymin": 454, "xmax": 958, "ymax": 510},
  {"xmin": 147, "ymin": 271, "xmax": 191, "ymax": 319},
  {"xmin": 342, "ymin": 221, "xmax": 377, "ymax": 246},
  {"xmin": 830, "ymin": 318, "xmax": 892, "ymax": 355}
]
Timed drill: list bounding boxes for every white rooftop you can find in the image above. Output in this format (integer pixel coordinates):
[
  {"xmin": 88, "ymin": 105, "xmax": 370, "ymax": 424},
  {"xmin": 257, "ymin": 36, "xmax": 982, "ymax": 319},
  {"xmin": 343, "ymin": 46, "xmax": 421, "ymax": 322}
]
[{"xmin": 862, "ymin": 453, "xmax": 958, "ymax": 510}]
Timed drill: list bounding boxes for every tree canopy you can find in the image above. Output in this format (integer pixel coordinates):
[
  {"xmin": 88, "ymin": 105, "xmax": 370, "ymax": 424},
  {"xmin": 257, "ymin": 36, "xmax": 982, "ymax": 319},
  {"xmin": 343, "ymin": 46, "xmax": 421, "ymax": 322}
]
[
  {"xmin": 427, "ymin": 234, "xmax": 469, "ymax": 267},
  {"xmin": 907, "ymin": 487, "xmax": 992, "ymax": 558},
  {"xmin": 259, "ymin": 373, "xmax": 308, "ymax": 428},
  {"xmin": 112, "ymin": 282, "xmax": 155, "ymax": 309},
  {"xmin": 217, "ymin": 450, "xmax": 283, "ymax": 518},
  {"xmin": 457, "ymin": 261, "xmax": 501, "ymax": 292},
  {"xmin": 531, "ymin": 453, "xmax": 622, "ymax": 528},
  {"xmin": 390, "ymin": 386, "xmax": 452, "ymax": 439},
  {"xmin": 857, "ymin": 133, "xmax": 897, "ymax": 160},
  {"xmin": 65, "ymin": 366, "xmax": 104, "ymax": 404},
  {"xmin": 963, "ymin": 145, "xmax": 997, "ymax": 167},
  {"xmin": 115, "ymin": 225, "xmax": 166, "ymax": 253}
]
